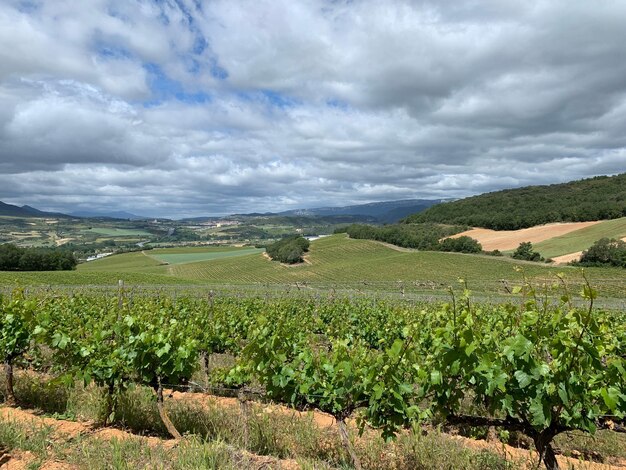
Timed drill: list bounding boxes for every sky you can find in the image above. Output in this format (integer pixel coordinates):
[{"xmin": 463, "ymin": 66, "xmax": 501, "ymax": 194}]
[{"xmin": 1, "ymin": 1, "xmax": 625, "ymax": 218}]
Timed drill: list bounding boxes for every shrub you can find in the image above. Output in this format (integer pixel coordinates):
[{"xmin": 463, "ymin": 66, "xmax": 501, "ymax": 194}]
[
  {"xmin": 511, "ymin": 242, "xmax": 543, "ymax": 262},
  {"xmin": 438, "ymin": 236, "xmax": 482, "ymax": 253},
  {"xmin": 578, "ymin": 238, "xmax": 626, "ymax": 267}
]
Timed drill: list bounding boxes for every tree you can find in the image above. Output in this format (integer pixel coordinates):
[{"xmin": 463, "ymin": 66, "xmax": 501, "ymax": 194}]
[
  {"xmin": 266, "ymin": 235, "xmax": 310, "ymax": 264},
  {"xmin": 579, "ymin": 238, "xmax": 626, "ymax": 267},
  {"xmin": 439, "ymin": 236, "xmax": 482, "ymax": 253},
  {"xmin": 512, "ymin": 242, "xmax": 543, "ymax": 262}
]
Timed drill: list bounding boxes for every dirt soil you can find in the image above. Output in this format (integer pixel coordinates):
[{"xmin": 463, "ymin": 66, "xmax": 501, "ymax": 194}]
[
  {"xmin": 3, "ymin": 393, "xmax": 626, "ymax": 469},
  {"xmin": 450, "ymin": 222, "xmax": 601, "ymax": 251}
]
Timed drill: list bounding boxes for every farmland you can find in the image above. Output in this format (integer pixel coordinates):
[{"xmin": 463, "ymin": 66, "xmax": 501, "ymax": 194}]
[
  {"xmin": 83, "ymin": 227, "xmax": 153, "ymax": 237},
  {"xmin": 147, "ymin": 247, "xmax": 264, "ymax": 265},
  {"xmin": 167, "ymin": 235, "xmax": 626, "ymax": 299},
  {"xmin": 533, "ymin": 217, "xmax": 626, "ymax": 259},
  {"xmin": 2, "ymin": 286, "xmax": 626, "ymax": 470},
  {"xmin": 2, "ymin": 234, "xmax": 623, "ymax": 303},
  {"xmin": 2, "ymin": 216, "xmax": 626, "ymax": 470}
]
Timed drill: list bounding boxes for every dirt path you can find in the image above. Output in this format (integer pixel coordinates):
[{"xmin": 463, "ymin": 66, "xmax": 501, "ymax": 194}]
[
  {"xmin": 368, "ymin": 240, "xmax": 418, "ymax": 252},
  {"xmin": 450, "ymin": 221, "xmax": 601, "ymax": 251}
]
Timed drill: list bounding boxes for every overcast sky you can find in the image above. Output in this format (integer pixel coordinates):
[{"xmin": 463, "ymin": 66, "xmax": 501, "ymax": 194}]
[{"xmin": 1, "ymin": 1, "xmax": 625, "ymax": 218}]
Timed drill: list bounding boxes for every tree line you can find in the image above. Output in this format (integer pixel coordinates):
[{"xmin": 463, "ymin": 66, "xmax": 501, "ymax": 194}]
[
  {"xmin": 404, "ymin": 173, "xmax": 626, "ymax": 230},
  {"xmin": 336, "ymin": 223, "xmax": 483, "ymax": 253},
  {"xmin": 0, "ymin": 243, "xmax": 77, "ymax": 271}
]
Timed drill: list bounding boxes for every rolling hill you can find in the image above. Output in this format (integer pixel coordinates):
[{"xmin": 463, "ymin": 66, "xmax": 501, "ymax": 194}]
[
  {"xmin": 64, "ymin": 235, "xmax": 626, "ymax": 299},
  {"xmin": 278, "ymin": 198, "xmax": 444, "ymax": 223},
  {"xmin": 0, "ymin": 201, "xmax": 70, "ymax": 218},
  {"xmin": 404, "ymin": 173, "xmax": 626, "ymax": 230}
]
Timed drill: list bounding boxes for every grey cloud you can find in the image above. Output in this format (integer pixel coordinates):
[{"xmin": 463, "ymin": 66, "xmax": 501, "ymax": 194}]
[{"xmin": 0, "ymin": 1, "xmax": 625, "ymax": 217}]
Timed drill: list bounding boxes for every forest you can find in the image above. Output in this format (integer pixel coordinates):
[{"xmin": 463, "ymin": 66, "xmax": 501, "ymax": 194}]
[{"xmin": 404, "ymin": 174, "xmax": 626, "ymax": 230}]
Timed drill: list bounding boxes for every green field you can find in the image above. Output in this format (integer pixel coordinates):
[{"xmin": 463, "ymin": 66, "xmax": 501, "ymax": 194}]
[
  {"xmin": 83, "ymin": 227, "xmax": 153, "ymax": 236},
  {"xmin": 168, "ymin": 235, "xmax": 625, "ymax": 297},
  {"xmin": 147, "ymin": 247, "xmax": 263, "ymax": 265},
  {"xmin": 0, "ymin": 269, "xmax": 192, "ymax": 287},
  {"xmin": 78, "ymin": 252, "xmax": 166, "ymax": 273},
  {"xmin": 533, "ymin": 217, "xmax": 626, "ymax": 258},
  {"xmin": 2, "ymin": 235, "xmax": 625, "ymax": 299}
]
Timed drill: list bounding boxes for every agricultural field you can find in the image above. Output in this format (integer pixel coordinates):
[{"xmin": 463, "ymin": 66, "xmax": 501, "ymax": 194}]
[
  {"xmin": 2, "ymin": 234, "xmax": 625, "ymax": 301},
  {"xmin": 450, "ymin": 221, "xmax": 601, "ymax": 252},
  {"xmin": 533, "ymin": 217, "xmax": 626, "ymax": 259},
  {"xmin": 2, "ymin": 230, "xmax": 626, "ymax": 469},
  {"xmin": 147, "ymin": 246, "xmax": 264, "ymax": 265},
  {"xmin": 168, "ymin": 234, "xmax": 626, "ymax": 299},
  {"xmin": 83, "ymin": 227, "xmax": 153, "ymax": 237},
  {"xmin": 1, "ymin": 290, "xmax": 626, "ymax": 469},
  {"xmin": 0, "ymin": 215, "xmax": 164, "ymax": 249}
]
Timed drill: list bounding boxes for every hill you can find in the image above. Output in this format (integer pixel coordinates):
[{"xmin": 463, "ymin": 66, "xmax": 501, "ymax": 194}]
[
  {"xmin": 404, "ymin": 174, "xmax": 626, "ymax": 230},
  {"xmin": 0, "ymin": 201, "xmax": 70, "ymax": 218},
  {"xmin": 279, "ymin": 198, "xmax": 444, "ymax": 223},
  {"xmin": 1, "ymin": 235, "xmax": 624, "ymax": 299}
]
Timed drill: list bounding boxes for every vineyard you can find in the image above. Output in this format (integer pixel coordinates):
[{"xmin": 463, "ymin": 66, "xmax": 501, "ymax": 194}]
[{"xmin": 1, "ymin": 276, "xmax": 626, "ymax": 469}]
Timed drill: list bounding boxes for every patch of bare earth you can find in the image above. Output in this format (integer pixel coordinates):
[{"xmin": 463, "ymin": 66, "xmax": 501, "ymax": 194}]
[
  {"xmin": 3, "ymin": 395, "xmax": 626, "ymax": 469},
  {"xmin": 455, "ymin": 435, "xmax": 626, "ymax": 469},
  {"xmin": 450, "ymin": 221, "xmax": 601, "ymax": 252},
  {"xmin": 369, "ymin": 240, "xmax": 418, "ymax": 252},
  {"xmin": 0, "ymin": 407, "xmax": 89, "ymax": 439},
  {"xmin": 0, "ymin": 450, "xmax": 78, "ymax": 470},
  {"xmin": 0, "ymin": 405, "xmax": 299, "ymax": 469}
]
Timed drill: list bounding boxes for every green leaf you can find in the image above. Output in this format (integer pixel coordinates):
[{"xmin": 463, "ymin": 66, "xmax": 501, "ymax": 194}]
[
  {"xmin": 529, "ymin": 396, "xmax": 548, "ymax": 427},
  {"xmin": 430, "ymin": 370, "xmax": 442, "ymax": 385},
  {"xmin": 514, "ymin": 370, "xmax": 532, "ymax": 389},
  {"xmin": 600, "ymin": 387, "xmax": 619, "ymax": 411}
]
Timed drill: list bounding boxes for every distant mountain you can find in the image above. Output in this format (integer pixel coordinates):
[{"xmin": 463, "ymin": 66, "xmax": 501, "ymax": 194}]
[
  {"xmin": 278, "ymin": 199, "xmax": 445, "ymax": 223},
  {"xmin": 70, "ymin": 210, "xmax": 147, "ymax": 220},
  {"xmin": 405, "ymin": 173, "xmax": 626, "ymax": 230},
  {"xmin": 0, "ymin": 201, "xmax": 70, "ymax": 218}
]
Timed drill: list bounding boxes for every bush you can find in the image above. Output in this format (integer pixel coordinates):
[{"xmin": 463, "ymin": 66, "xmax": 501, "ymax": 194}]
[
  {"xmin": 438, "ymin": 236, "xmax": 482, "ymax": 253},
  {"xmin": 265, "ymin": 236, "xmax": 310, "ymax": 264},
  {"xmin": 511, "ymin": 242, "xmax": 543, "ymax": 262},
  {"xmin": 578, "ymin": 238, "xmax": 626, "ymax": 267}
]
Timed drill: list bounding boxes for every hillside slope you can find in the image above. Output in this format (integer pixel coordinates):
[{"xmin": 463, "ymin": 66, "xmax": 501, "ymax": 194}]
[
  {"xmin": 0, "ymin": 200, "xmax": 69, "ymax": 218},
  {"xmin": 404, "ymin": 174, "xmax": 626, "ymax": 230}
]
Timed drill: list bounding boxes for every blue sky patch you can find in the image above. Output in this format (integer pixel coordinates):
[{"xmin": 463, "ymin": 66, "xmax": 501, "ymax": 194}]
[{"xmin": 144, "ymin": 63, "xmax": 211, "ymax": 105}]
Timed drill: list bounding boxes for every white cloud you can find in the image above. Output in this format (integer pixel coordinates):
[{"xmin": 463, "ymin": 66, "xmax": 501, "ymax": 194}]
[{"xmin": 0, "ymin": 0, "xmax": 625, "ymax": 217}]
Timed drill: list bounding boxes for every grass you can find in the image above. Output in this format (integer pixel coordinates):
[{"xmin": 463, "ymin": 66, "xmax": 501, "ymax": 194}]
[
  {"xmin": 0, "ymin": 270, "xmax": 194, "ymax": 287},
  {"xmin": 0, "ymin": 372, "xmax": 516, "ymax": 469},
  {"xmin": 533, "ymin": 217, "xmax": 626, "ymax": 258},
  {"xmin": 169, "ymin": 235, "xmax": 626, "ymax": 298},
  {"xmin": 148, "ymin": 247, "xmax": 264, "ymax": 265},
  {"xmin": 83, "ymin": 227, "xmax": 153, "ymax": 236},
  {"xmin": 79, "ymin": 251, "xmax": 166, "ymax": 273},
  {"xmin": 2, "ymin": 234, "xmax": 625, "ymax": 299}
]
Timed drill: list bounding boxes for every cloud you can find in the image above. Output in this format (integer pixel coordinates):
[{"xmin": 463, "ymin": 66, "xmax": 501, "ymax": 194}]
[{"xmin": 0, "ymin": 0, "xmax": 625, "ymax": 217}]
